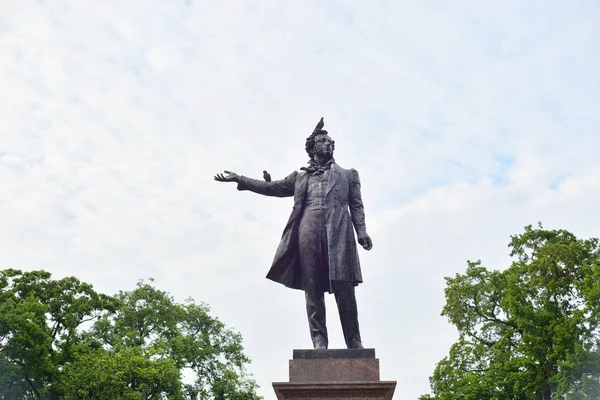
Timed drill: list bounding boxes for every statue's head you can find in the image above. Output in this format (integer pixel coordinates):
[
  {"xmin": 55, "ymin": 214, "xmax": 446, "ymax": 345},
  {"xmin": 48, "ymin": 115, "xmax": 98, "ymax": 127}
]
[{"xmin": 305, "ymin": 118, "xmax": 335, "ymax": 160}]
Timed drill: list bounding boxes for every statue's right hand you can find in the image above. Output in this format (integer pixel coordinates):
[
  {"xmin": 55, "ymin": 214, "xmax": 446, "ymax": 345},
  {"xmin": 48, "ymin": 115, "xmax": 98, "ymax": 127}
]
[{"xmin": 214, "ymin": 170, "xmax": 240, "ymax": 183}]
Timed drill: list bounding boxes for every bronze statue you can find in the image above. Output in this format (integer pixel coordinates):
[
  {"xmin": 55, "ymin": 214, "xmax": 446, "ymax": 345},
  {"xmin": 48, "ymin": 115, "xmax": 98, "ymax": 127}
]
[{"xmin": 214, "ymin": 118, "xmax": 372, "ymax": 349}]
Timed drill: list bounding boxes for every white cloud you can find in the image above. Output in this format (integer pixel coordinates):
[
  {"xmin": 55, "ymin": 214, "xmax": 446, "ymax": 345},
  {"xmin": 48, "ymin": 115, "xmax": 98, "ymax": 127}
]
[{"xmin": 1, "ymin": 1, "xmax": 599, "ymax": 398}]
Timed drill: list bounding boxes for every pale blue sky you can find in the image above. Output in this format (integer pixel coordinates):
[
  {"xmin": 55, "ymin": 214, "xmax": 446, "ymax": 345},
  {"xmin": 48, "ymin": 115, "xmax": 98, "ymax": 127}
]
[{"xmin": 1, "ymin": 1, "xmax": 599, "ymax": 399}]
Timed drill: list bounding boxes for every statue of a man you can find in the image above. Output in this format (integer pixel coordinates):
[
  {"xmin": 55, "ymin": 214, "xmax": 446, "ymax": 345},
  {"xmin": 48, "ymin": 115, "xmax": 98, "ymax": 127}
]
[{"xmin": 214, "ymin": 118, "xmax": 372, "ymax": 349}]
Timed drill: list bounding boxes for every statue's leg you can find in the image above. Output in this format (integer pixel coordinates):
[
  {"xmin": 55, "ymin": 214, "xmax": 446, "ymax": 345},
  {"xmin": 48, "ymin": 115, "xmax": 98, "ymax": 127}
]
[
  {"xmin": 301, "ymin": 230, "xmax": 328, "ymax": 349},
  {"xmin": 304, "ymin": 285, "xmax": 328, "ymax": 349},
  {"xmin": 332, "ymin": 281, "xmax": 363, "ymax": 349},
  {"xmin": 299, "ymin": 209, "xmax": 329, "ymax": 349}
]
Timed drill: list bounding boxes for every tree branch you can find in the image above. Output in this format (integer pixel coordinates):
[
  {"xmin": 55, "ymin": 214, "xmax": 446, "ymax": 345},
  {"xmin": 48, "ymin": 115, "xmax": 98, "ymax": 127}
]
[
  {"xmin": 24, "ymin": 375, "xmax": 41, "ymax": 398},
  {"xmin": 79, "ymin": 313, "xmax": 100, "ymax": 325},
  {"xmin": 9, "ymin": 359, "xmax": 40, "ymax": 398},
  {"xmin": 472, "ymin": 296, "xmax": 519, "ymax": 330},
  {"xmin": 51, "ymin": 318, "xmax": 63, "ymax": 340},
  {"xmin": 469, "ymin": 331, "xmax": 497, "ymax": 347}
]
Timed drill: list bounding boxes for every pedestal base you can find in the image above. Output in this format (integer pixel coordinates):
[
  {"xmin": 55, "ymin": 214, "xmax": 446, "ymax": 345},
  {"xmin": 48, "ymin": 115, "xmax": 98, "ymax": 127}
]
[
  {"xmin": 272, "ymin": 349, "xmax": 396, "ymax": 400},
  {"xmin": 273, "ymin": 381, "xmax": 397, "ymax": 400}
]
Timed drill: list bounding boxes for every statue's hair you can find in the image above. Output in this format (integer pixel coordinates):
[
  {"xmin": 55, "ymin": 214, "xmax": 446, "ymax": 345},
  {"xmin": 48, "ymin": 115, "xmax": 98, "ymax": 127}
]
[{"xmin": 305, "ymin": 130, "xmax": 335, "ymax": 159}]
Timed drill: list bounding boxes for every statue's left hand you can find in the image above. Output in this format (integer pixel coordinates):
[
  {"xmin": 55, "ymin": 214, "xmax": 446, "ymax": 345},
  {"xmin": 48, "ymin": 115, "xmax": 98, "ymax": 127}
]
[{"xmin": 358, "ymin": 235, "xmax": 373, "ymax": 251}]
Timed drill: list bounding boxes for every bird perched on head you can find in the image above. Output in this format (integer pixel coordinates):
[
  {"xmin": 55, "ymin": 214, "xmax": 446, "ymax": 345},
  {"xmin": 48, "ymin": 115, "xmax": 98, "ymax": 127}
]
[
  {"xmin": 314, "ymin": 117, "xmax": 324, "ymax": 132},
  {"xmin": 263, "ymin": 170, "xmax": 272, "ymax": 182}
]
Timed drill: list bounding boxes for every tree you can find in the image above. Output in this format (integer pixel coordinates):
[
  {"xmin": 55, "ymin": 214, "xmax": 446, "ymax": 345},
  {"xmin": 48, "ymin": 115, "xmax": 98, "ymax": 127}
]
[
  {"xmin": 0, "ymin": 270, "xmax": 261, "ymax": 399},
  {"xmin": 0, "ymin": 269, "xmax": 119, "ymax": 399},
  {"xmin": 420, "ymin": 224, "xmax": 600, "ymax": 400}
]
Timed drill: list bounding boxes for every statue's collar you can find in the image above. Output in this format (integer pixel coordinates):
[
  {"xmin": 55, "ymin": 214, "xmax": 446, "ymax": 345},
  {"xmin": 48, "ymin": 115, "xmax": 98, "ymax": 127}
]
[{"xmin": 301, "ymin": 158, "xmax": 335, "ymax": 176}]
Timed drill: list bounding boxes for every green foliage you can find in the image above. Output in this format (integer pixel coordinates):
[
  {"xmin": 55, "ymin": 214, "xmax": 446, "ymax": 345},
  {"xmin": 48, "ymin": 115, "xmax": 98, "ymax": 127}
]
[
  {"xmin": 0, "ymin": 270, "xmax": 260, "ymax": 399},
  {"xmin": 420, "ymin": 224, "xmax": 600, "ymax": 400},
  {"xmin": 61, "ymin": 345, "xmax": 182, "ymax": 400}
]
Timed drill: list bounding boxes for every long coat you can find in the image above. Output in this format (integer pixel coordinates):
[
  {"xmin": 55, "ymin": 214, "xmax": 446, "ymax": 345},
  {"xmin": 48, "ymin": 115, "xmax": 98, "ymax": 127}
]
[{"xmin": 237, "ymin": 163, "xmax": 368, "ymax": 291}]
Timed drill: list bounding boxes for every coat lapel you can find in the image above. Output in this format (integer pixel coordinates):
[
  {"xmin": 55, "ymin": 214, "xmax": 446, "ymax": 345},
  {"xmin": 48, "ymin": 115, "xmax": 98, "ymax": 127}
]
[
  {"xmin": 295, "ymin": 171, "xmax": 309, "ymax": 207},
  {"xmin": 326, "ymin": 163, "xmax": 341, "ymax": 196}
]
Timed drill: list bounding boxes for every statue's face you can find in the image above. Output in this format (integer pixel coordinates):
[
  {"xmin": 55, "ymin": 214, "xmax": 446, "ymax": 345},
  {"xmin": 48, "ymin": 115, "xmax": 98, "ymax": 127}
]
[{"xmin": 313, "ymin": 134, "xmax": 333, "ymax": 158}]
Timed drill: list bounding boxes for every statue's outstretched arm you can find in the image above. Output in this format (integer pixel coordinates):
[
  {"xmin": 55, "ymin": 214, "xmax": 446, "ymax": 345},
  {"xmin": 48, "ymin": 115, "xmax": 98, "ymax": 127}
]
[{"xmin": 215, "ymin": 170, "xmax": 296, "ymax": 198}]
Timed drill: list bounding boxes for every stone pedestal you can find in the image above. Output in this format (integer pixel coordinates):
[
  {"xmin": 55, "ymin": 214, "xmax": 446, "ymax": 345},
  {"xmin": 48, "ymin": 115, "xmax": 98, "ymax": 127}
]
[{"xmin": 273, "ymin": 349, "xmax": 396, "ymax": 400}]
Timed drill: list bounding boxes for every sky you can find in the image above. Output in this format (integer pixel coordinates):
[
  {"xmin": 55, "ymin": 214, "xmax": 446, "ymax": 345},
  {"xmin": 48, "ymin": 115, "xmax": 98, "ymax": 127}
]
[{"xmin": 1, "ymin": 1, "xmax": 599, "ymax": 399}]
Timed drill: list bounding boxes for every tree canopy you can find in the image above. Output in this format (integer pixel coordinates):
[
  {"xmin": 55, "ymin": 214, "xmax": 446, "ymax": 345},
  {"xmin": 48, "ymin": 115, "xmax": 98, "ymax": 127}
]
[
  {"xmin": 0, "ymin": 269, "xmax": 260, "ymax": 399},
  {"xmin": 420, "ymin": 224, "xmax": 600, "ymax": 400}
]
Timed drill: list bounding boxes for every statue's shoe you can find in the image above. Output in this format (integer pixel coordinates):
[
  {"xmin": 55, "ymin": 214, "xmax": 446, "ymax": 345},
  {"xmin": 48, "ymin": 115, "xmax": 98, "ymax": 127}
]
[{"xmin": 313, "ymin": 336, "xmax": 328, "ymax": 349}]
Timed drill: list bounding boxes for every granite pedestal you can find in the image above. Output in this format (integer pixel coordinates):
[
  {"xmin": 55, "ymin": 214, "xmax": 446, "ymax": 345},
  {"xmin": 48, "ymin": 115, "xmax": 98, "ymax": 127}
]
[{"xmin": 273, "ymin": 349, "xmax": 396, "ymax": 400}]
